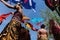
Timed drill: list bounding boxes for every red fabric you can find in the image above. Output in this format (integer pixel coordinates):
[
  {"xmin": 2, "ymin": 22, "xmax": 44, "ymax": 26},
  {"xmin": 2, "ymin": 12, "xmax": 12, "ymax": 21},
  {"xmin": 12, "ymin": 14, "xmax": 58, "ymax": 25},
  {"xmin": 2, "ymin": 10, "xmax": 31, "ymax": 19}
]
[
  {"xmin": 32, "ymin": 28, "xmax": 38, "ymax": 31},
  {"xmin": 45, "ymin": 0, "xmax": 55, "ymax": 11},
  {"xmin": 36, "ymin": 22, "xmax": 42, "ymax": 26},
  {"xmin": 0, "ymin": 12, "xmax": 12, "ymax": 24},
  {"xmin": 50, "ymin": 20, "xmax": 60, "ymax": 34},
  {"xmin": 47, "ymin": 0, "xmax": 53, "ymax": 6},
  {"xmin": 52, "ymin": 25, "xmax": 60, "ymax": 34}
]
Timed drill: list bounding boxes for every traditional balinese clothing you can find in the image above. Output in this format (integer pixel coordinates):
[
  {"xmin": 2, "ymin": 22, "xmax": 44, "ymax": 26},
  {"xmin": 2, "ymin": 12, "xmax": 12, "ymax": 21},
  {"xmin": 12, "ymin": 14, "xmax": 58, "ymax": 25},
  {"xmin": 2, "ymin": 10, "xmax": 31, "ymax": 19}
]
[
  {"xmin": 0, "ymin": 11, "xmax": 23, "ymax": 40},
  {"xmin": 5, "ymin": 11, "xmax": 22, "ymax": 40}
]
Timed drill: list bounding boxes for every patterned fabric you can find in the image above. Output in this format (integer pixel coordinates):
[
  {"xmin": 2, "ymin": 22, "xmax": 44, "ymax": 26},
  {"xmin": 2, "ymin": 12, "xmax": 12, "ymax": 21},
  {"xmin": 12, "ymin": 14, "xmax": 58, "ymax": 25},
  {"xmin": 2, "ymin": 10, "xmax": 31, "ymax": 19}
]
[{"xmin": 0, "ymin": 12, "xmax": 31, "ymax": 40}]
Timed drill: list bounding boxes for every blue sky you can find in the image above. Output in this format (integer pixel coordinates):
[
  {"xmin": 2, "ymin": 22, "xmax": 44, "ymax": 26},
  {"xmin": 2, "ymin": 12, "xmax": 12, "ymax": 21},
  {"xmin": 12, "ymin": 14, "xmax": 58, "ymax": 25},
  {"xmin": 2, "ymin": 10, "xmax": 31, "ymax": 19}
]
[{"xmin": 0, "ymin": 0, "xmax": 48, "ymax": 40}]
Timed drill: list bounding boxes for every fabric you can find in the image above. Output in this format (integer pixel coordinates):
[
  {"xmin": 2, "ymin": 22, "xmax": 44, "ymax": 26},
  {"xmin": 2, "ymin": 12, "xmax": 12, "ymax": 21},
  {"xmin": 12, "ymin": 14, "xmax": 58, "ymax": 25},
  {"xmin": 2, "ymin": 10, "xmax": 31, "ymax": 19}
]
[
  {"xmin": 5, "ymin": 12, "xmax": 22, "ymax": 40},
  {"xmin": 36, "ymin": 22, "xmax": 42, "ymax": 26},
  {"xmin": 21, "ymin": 16, "xmax": 30, "ymax": 23},
  {"xmin": 0, "ymin": 11, "xmax": 31, "ymax": 40},
  {"xmin": 53, "ymin": 33, "xmax": 60, "ymax": 40},
  {"xmin": 25, "ymin": 22, "xmax": 38, "ymax": 31},
  {"xmin": 45, "ymin": 0, "xmax": 55, "ymax": 11},
  {"xmin": 0, "ymin": 12, "xmax": 12, "ymax": 24},
  {"xmin": 0, "ymin": 11, "xmax": 23, "ymax": 40},
  {"xmin": 25, "ymin": 22, "xmax": 33, "ymax": 29},
  {"xmin": 49, "ymin": 19, "xmax": 60, "ymax": 40},
  {"xmin": 0, "ymin": 20, "xmax": 30, "ymax": 40}
]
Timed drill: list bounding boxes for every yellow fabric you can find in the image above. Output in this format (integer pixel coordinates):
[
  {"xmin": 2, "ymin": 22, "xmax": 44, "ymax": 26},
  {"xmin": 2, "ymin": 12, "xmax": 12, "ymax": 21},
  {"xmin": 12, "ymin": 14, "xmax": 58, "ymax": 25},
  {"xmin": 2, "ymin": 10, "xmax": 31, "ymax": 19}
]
[
  {"xmin": 25, "ymin": 23, "xmax": 32, "ymax": 29},
  {"xmin": 22, "ymin": 16, "xmax": 30, "ymax": 20}
]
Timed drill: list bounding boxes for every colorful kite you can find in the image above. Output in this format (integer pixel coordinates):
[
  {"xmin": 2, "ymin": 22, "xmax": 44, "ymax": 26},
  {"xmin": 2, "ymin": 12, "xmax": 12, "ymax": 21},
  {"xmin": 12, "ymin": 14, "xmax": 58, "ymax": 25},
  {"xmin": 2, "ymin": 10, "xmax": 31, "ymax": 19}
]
[{"xmin": 0, "ymin": 12, "xmax": 12, "ymax": 25}]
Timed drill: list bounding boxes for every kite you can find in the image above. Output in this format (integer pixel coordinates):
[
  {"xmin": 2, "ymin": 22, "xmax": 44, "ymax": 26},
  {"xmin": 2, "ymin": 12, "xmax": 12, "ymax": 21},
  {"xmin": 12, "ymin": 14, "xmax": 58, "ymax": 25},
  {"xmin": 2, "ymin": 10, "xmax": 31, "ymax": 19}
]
[{"xmin": 0, "ymin": 12, "xmax": 12, "ymax": 25}]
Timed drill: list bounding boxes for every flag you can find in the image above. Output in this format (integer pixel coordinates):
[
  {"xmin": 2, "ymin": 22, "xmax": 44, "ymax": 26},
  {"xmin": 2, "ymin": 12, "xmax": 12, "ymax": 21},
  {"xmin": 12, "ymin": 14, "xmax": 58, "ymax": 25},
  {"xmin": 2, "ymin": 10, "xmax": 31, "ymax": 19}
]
[
  {"xmin": 25, "ymin": 22, "xmax": 38, "ymax": 31},
  {"xmin": 0, "ymin": 12, "xmax": 12, "ymax": 25}
]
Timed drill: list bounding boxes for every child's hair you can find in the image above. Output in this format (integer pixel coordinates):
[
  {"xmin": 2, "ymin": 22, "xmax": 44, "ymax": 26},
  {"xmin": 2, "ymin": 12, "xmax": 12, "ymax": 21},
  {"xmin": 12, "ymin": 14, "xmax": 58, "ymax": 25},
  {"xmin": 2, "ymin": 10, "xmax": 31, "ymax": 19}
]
[
  {"xmin": 41, "ymin": 24, "xmax": 45, "ymax": 28},
  {"xmin": 17, "ymin": 3, "xmax": 23, "ymax": 9},
  {"xmin": 14, "ymin": 3, "xmax": 23, "ymax": 9}
]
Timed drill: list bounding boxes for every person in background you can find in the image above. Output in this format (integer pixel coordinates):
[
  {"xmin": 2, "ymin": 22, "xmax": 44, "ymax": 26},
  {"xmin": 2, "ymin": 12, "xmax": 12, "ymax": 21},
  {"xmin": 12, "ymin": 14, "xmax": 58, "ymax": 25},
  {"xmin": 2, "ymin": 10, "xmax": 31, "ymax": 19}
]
[{"xmin": 37, "ymin": 24, "xmax": 48, "ymax": 40}]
